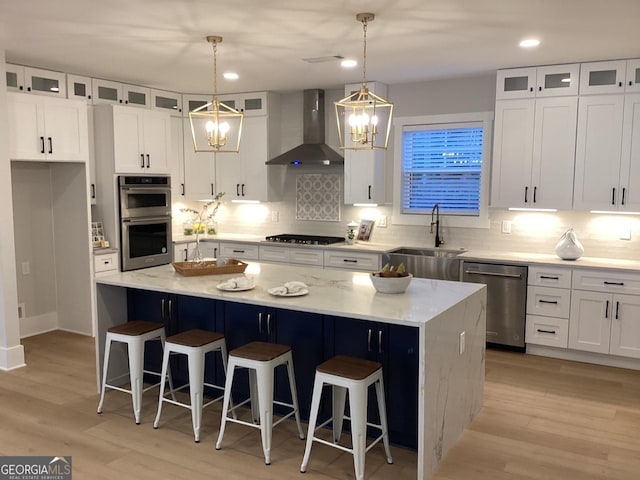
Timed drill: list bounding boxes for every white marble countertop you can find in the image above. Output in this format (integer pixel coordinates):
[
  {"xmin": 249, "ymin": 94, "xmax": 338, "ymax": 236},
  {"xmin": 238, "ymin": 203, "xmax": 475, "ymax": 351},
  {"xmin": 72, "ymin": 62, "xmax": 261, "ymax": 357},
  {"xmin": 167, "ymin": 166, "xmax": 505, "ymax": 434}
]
[{"xmin": 95, "ymin": 261, "xmax": 484, "ymax": 327}]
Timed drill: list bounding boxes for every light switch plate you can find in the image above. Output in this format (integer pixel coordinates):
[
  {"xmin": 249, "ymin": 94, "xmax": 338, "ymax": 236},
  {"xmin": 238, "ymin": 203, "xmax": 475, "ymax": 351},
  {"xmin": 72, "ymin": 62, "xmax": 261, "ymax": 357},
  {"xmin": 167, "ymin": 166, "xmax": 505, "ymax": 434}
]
[
  {"xmin": 620, "ymin": 227, "xmax": 631, "ymax": 240},
  {"xmin": 501, "ymin": 221, "xmax": 512, "ymax": 234},
  {"xmin": 378, "ymin": 215, "xmax": 388, "ymax": 228}
]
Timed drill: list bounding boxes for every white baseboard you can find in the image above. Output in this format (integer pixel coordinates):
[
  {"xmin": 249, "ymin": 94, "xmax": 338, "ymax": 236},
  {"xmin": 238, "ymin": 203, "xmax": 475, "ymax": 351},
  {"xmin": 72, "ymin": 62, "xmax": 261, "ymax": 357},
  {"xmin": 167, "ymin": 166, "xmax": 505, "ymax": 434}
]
[
  {"xmin": 527, "ymin": 344, "xmax": 640, "ymax": 371},
  {"xmin": 20, "ymin": 312, "xmax": 58, "ymax": 339},
  {"xmin": 0, "ymin": 344, "xmax": 26, "ymax": 371}
]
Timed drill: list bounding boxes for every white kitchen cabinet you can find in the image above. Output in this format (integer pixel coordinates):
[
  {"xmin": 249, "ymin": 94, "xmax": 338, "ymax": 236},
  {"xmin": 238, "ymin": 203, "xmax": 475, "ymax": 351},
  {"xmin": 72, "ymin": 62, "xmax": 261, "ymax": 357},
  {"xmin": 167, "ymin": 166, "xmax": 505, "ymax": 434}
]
[
  {"xmin": 323, "ymin": 250, "xmax": 380, "ymax": 272},
  {"xmin": 491, "ymin": 96, "xmax": 577, "ymax": 209},
  {"xmin": 5, "ymin": 65, "xmax": 67, "ymax": 97},
  {"xmin": 94, "ymin": 104, "xmax": 171, "ymax": 174},
  {"xmin": 182, "ymin": 117, "xmax": 217, "ymax": 200},
  {"xmin": 66, "ymin": 74, "xmax": 92, "ymax": 101},
  {"xmin": 579, "ymin": 60, "xmax": 627, "ymax": 95},
  {"xmin": 572, "ymin": 94, "xmax": 640, "ymax": 211},
  {"xmin": 218, "ymin": 242, "xmax": 259, "ymax": 261},
  {"xmin": 122, "ymin": 84, "xmax": 151, "ymax": 108},
  {"xmin": 496, "ymin": 64, "xmax": 579, "ymax": 100},
  {"xmin": 569, "ymin": 269, "xmax": 640, "ymax": 359},
  {"xmin": 87, "ymin": 104, "xmax": 97, "ymax": 204},
  {"xmin": 94, "ymin": 251, "xmax": 118, "ymax": 276},
  {"xmin": 182, "ymin": 94, "xmax": 211, "ymax": 116},
  {"xmin": 91, "ymin": 78, "xmax": 123, "ymax": 105},
  {"xmin": 626, "ymin": 59, "xmax": 640, "ymax": 93},
  {"xmin": 215, "ymin": 94, "xmax": 280, "ymax": 202},
  {"xmin": 151, "ymin": 89, "xmax": 183, "ymax": 116},
  {"xmin": 169, "ymin": 116, "xmax": 185, "ymax": 198},
  {"xmin": 343, "ymin": 82, "xmax": 388, "ymax": 205},
  {"xmin": 7, "ymin": 92, "xmax": 89, "ymax": 162},
  {"xmin": 218, "ymin": 91, "xmax": 268, "ymax": 116},
  {"xmin": 173, "ymin": 241, "xmax": 219, "ymax": 262},
  {"xmin": 259, "ymin": 245, "xmax": 324, "ymax": 267}
]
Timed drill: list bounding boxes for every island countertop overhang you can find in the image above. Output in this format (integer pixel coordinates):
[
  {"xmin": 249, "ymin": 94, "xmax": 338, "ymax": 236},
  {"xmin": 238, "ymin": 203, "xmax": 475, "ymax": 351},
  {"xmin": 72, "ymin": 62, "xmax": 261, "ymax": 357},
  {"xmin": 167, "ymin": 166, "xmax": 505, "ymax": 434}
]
[{"xmin": 95, "ymin": 262, "xmax": 485, "ymax": 328}]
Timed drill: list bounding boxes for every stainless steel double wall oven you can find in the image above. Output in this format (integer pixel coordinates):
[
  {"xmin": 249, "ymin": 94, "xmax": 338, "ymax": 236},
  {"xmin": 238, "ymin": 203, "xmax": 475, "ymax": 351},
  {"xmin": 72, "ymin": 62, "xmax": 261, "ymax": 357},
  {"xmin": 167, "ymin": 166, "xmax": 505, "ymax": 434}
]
[{"xmin": 119, "ymin": 175, "xmax": 172, "ymax": 271}]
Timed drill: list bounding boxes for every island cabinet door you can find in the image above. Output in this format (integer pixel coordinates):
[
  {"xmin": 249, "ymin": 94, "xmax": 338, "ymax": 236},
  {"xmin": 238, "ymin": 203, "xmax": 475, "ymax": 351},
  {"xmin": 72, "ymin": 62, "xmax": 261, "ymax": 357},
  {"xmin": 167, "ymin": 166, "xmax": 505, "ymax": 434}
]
[
  {"xmin": 127, "ymin": 289, "xmax": 178, "ymax": 379},
  {"xmin": 272, "ymin": 309, "xmax": 325, "ymax": 420},
  {"xmin": 329, "ymin": 316, "xmax": 419, "ymax": 449}
]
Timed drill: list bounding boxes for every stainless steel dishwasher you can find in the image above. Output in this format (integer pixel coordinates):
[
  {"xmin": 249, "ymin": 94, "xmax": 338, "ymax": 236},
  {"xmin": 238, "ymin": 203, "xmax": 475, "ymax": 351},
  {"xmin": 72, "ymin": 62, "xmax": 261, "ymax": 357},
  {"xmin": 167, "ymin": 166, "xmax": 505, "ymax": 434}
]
[{"xmin": 462, "ymin": 261, "xmax": 528, "ymax": 350}]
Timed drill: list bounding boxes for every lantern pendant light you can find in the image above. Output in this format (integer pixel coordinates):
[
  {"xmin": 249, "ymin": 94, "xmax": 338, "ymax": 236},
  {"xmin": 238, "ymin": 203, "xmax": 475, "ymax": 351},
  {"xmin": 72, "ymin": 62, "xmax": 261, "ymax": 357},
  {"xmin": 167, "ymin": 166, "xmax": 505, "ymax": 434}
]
[
  {"xmin": 335, "ymin": 13, "xmax": 393, "ymax": 151},
  {"xmin": 189, "ymin": 36, "xmax": 243, "ymax": 153}
]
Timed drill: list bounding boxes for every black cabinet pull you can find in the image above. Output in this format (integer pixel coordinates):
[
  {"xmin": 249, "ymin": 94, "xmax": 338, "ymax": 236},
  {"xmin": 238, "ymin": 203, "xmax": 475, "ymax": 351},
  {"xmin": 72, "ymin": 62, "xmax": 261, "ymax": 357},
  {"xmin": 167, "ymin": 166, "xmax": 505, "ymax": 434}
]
[
  {"xmin": 211, "ymin": 184, "xmax": 214, "ymax": 196},
  {"xmin": 367, "ymin": 329, "xmax": 372, "ymax": 352},
  {"xmin": 241, "ymin": 184, "xmax": 245, "ymax": 196},
  {"xmin": 622, "ymin": 187, "xmax": 626, "ymax": 205},
  {"xmin": 146, "ymin": 154, "xmax": 150, "ymax": 168},
  {"xmin": 161, "ymin": 298, "xmax": 166, "ymax": 320},
  {"xmin": 378, "ymin": 330, "xmax": 383, "ymax": 354},
  {"xmin": 540, "ymin": 275, "xmax": 559, "ymax": 280},
  {"xmin": 539, "ymin": 299, "xmax": 558, "ymax": 304},
  {"xmin": 529, "ymin": 86, "xmax": 534, "ymax": 92},
  {"xmin": 181, "ymin": 183, "xmax": 185, "ymax": 196},
  {"xmin": 524, "ymin": 186, "xmax": 529, "ymax": 203},
  {"xmin": 533, "ymin": 186, "xmax": 537, "ymax": 203},
  {"xmin": 630, "ymin": 81, "xmax": 634, "ymax": 87},
  {"xmin": 48, "ymin": 137, "xmax": 53, "ymax": 154},
  {"xmin": 40, "ymin": 136, "xmax": 45, "ymax": 154},
  {"xmin": 368, "ymin": 185, "xmax": 372, "ymax": 200},
  {"xmin": 236, "ymin": 183, "xmax": 240, "ymax": 196},
  {"xmin": 183, "ymin": 248, "xmax": 188, "ymax": 262},
  {"xmin": 605, "ymin": 300, "xmax": 610, "ymax": 319},
  {"xmin": 266, "ymin": 313, "xmax": 272, "ymax": 336},
  {"xmin": 538, "ymin": 86, "xmax": 542, "ymax": 91},
  {"xmin": 91, "ymin": 184, "xmax": 96, "ymax": 199},
  {"xmin": 214, "ymin": 247, "xmax": 218, "ymax": 258},
  {"xmin": 612, "ymin": 187, "xmax": 616, "ymax": 205},
  {"xmin": 343, "ymin": 259, "xmax": 358, "ymax": 263},
  {"xmin": 258, "ymin": 312, "xmax": 263, "ymax": 334},
  {"xmin": 537, "ymin": 329, "xmax": 556, "ymax": 334},
  {"xmin": 233, "ymin": 249, "xmax": 245, "ymax": 253},
  {"xmin": 168, "ymin": 298, "xmax": 173, "ymax": 318},
  {"xmin": 615, "ymin": 301, "xmax": 620, "ymax": 320},
  {"xmin": 140, "ymin": 154, "xmax": 145, "ymax": 168},
  {"xmin": 604, "ymin": 281, "xmax": 624, "ymax": 286},
  {"xmin": 618, "ymin": 81, "xmax": 623, "ymax": 87}
]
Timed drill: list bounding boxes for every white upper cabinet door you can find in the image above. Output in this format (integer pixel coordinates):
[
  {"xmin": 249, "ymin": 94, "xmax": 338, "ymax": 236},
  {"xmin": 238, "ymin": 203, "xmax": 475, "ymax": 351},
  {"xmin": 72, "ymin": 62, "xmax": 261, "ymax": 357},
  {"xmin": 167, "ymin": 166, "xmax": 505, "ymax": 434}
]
[
  {"xmin": 344, "ymin": 148, "xmax": 385, "ymax": 204},
  {"xmin": 239, "ymin": 116, "xmax": 269, "ymax": 200},
  {"xmin": 182, "ymin": 117, "xmax": 217, "ymax": 200},
  {"xmin": 92, "ymin": 78, "xmax": 123, "ymax": 105},
  {"xmin": 24, "ymin": 67, "xmax": 67, "ymax": 98},
  {"xmin": 490, "ymin": 99, "xmax": 535, "ymax": 208},
  {"xmin": 573, "ymin": 95, "xmax": 625, "ymax": 210},
  {"xmin": 625, "ymin": 59, "xmax": 640, "ymax": 93},
  {"xmin": 495, "ymin": 67, "xmax": 537, "ymax": 100},
  {"xmin": 535, "ymin": 64, "xmax": 580, "ymax": 97},
  {"xmin": 6, "ymin": 63, "xmax": 25, "ymax": 92},
  {"xmin": 182, "ymin": 94, "xmax": 212, "ymax": 117},
  {"xmin": 7, "ymin": 93, "xmax": 88, "ymax": 162},
  {"xmin": 141, "ymin": 110, "xmax": 171, "ymax": 173},
  {"xmin": 530, "ymin": 96, "xmax": 578, "ymax": 209},
  {"xmin": 609, "ymin": 293, "xmax": 640, "ymax": 359},
  {"xmin": 579, "ymin": 60, "xmax": 627, "ymax": 95},
  {"xmin": 619, "ymin": 94, "xmax": 640, "ymax": 211},
  {"xmin": 123, "ymin": 84, "xmax": 151, "ymax": 108},
  {"xmin": 66, "ymin": 74, "xmax": 92, "ymax": 101},
  {"xmin": 151, "ymin": 89, "xmax": 183, "ymax": 116},
  {"xmin": 169, "ymin": 116, "xmax": 184, "ymax": 197}
]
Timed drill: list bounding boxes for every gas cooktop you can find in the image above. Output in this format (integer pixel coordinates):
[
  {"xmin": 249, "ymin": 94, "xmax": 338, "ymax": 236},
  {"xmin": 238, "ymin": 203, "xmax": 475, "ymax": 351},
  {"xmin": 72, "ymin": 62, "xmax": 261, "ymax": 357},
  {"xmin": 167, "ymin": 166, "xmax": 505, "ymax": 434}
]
[{"xmin": 265, "ymin": 234, "xmax": 345, "ymax": 245}]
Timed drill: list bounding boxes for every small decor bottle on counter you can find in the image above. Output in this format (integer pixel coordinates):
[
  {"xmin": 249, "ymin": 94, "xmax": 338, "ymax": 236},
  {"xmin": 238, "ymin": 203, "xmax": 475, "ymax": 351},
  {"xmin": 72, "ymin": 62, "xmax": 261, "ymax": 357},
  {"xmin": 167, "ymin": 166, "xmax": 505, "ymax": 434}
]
[
  {"xmin": 555, "ymin": 228, "xmax": 584, "ymax": 260},
  {"xmin": 346, "ymin": 221, "xmax": 359, "ymax": 245},
  {"xmin": 207, "ymin": 219, "xmax": 217, "ymax": 235},
  {"xmin": 183, "ymin": 219, "xmax": 194, "ymax": 236}
]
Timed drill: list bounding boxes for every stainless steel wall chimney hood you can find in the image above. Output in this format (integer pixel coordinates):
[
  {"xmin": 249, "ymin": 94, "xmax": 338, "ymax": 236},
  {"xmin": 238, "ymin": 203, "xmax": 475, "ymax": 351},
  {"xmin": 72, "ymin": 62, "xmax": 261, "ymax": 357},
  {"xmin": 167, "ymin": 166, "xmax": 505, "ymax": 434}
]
[{"xmin": 266, "ymin": 89, "xmax": 344, "ymax": 166}]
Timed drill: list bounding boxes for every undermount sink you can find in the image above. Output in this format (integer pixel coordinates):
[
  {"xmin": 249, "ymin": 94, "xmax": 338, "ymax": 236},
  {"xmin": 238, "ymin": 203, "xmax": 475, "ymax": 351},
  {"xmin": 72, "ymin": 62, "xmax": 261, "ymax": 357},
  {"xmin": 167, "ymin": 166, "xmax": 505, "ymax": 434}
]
[{"xmin": 382, "ymin": 247, "xmax": 466, "ymax": 281}]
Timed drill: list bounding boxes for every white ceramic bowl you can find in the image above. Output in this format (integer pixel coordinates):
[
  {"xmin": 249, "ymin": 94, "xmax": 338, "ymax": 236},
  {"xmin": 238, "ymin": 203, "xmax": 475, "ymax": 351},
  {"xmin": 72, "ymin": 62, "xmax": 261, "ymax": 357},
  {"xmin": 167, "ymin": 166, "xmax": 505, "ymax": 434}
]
[{"xmin": 369, "ymin": 273, "xmax": 413, "ymax": 294}]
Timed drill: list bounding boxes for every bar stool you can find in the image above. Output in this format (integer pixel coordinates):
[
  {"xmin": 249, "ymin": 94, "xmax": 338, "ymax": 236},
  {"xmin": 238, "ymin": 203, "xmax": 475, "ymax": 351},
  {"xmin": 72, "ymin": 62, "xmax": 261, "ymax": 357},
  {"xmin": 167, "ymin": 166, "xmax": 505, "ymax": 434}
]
[
  {"xmin": 97, "ymin": 320, "xmax": 173, "ymax": 424},
  {"xmin": 215, "ymin": 341, "xmax": 305, "ymax": 465},
  {"xmin": 153, "ymin": 329, "xmax": 232, "ymax": 443},
  {"xmin": 300, "ymin": 355, "xmax": 393, "ymax": 480}
]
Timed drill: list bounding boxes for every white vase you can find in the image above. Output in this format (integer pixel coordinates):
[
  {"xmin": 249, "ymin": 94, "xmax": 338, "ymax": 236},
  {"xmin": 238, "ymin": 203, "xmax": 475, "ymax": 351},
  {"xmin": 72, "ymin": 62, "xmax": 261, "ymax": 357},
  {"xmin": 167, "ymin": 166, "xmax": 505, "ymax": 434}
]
[{"xmin": 555, "ymin": 228, "xmax": 584, "ymax": 260}]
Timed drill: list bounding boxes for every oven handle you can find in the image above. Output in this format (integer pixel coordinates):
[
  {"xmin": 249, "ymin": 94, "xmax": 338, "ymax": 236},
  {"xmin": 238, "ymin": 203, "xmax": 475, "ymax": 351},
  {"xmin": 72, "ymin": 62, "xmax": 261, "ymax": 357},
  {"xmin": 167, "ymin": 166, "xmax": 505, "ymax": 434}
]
[
  {"xmin": 120, "ymin": 186, "xmax": 171, "ymax": 195},
  {"xmin": 122, "ymin": 216, "xmax": 170, "ymax": 225}
]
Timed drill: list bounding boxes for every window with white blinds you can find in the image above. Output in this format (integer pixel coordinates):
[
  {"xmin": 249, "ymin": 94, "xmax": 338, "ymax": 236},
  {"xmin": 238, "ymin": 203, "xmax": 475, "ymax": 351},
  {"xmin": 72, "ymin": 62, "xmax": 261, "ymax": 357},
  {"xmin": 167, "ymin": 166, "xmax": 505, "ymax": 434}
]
[{"xmin": 401, "ymin": 121, "xmax": 484, "ymax": 216}]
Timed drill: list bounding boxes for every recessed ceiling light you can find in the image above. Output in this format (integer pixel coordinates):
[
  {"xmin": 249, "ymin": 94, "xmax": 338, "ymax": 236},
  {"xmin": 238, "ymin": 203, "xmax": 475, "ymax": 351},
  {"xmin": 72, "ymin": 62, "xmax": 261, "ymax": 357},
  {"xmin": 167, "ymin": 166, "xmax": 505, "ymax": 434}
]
[
  {"xmin": 223, "ymin": 72, "xmax": 239, "ymax": 80},
  {"xmin": 341, "ymin": 59, "xmax": 357, "ymax": 68},
  {"xmin": 519, "ymin": 38, "xmax": 540, "ymax": 48}
]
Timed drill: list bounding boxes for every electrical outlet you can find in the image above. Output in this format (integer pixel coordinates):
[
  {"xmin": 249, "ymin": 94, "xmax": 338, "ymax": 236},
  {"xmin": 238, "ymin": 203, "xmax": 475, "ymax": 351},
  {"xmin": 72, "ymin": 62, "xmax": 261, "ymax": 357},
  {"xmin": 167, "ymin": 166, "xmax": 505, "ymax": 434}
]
[
  {"xmin": 501, "ymin": 221, "xmax": 512, "ymax": 234},
  {"xmin": 459, "ymin": 331, "xmax": 465, "ymax": 355},
  {"xmin": 620, "ymin": 227, "xmax": 631, "ymax": 240},
  {"xmin": 271, "ymin": 211, "xmax": 279, "ymax": 223},
  {"xmin": 21, "ymin": 262, "xmax": 30, "ymax": 275},
  {"xmin": 18, "ymin": 303, "xmax": 25, "ymax": 319},
  {"xmin": 378, "ymin": 215, "xmax": 388, "ymax": 228}
]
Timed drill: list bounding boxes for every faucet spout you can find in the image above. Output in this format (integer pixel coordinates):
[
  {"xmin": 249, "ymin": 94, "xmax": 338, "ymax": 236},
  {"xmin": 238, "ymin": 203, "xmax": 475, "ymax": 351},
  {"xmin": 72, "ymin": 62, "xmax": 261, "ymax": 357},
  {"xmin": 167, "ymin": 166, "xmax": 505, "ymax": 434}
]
[{"xmin": 430, "ymin": 204, "xmax": 443, "ymax": 247}]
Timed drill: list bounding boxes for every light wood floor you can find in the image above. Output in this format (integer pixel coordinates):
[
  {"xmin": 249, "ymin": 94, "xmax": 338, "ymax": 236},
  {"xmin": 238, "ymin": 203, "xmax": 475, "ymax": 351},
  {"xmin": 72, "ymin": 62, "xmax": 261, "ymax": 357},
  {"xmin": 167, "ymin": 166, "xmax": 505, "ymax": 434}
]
[{"xmin": 0, "ymin": 332, "xmax": 639, "ymax": 480}]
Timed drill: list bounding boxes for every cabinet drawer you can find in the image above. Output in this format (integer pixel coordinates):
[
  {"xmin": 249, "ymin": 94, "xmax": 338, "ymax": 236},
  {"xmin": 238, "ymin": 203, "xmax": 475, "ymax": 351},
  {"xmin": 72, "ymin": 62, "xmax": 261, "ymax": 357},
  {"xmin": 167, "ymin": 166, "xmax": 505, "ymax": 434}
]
[
  {"xmin": 323, "ymin": 251, "xmax": 380, "ymax": 272},
  {"xmin": 259, "ymin": 246, "xmax": 289, "ymax": 263},
  {"xmin": 219, "ymin": 242, "xmax": 259, "ymax": 260},
  {"xmin": 528, "ymin": 266, "xmax": 572, "ymax": 288},
  {"xmin": 290, "ymin": 248, "xmax": 324, "ymax": 267},
  {"xmin": 526, "ymin": 286, "xmax": 571, "ymax": 318},
  {"xmin": 572, "ymin": 269, "xmax": 640, "ymax": 295},
  {"xmin": 94, "ymin": 252, "xmax": 118, "ymax": 274},
  {"xmin": 526, "ymin": 315, "xmax": 569, "ymax": 348}
]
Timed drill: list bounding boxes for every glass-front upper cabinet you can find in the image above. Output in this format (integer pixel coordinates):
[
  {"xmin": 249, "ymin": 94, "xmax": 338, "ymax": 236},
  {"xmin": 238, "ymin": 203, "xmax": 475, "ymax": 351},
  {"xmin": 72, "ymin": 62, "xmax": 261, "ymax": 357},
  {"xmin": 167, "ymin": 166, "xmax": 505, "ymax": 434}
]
[
  {"xmin": 66, "ymin": 74, "xmax": 92, "ymax": 100},
  {"xmin": 496, "ymin": 65, "xmax": 579, "ymax": 100},
  {"xmin": 626, "ymin": 59, "xmax": 640, "ymax": 93},
  {"xmin": 91, "ymin": 78, "xmax": 123, "ymax": 105},
  {"xmin": 181, "ymin": 94, "xmax": 212, "ymax": 117},
  {"xmin": 579, "ymin": 60, "xmax": 627, "ymax": 95},
  {"xmin": 6, "ymin": 63, "xmax": 25, "ymax": 92},
  {"xmin": 151, "ymin": 89, "xmax": 183, "ymax": 116},
  {"xmin": 123, "ymin": 84, "xmax": 150, "ymax": 108}
]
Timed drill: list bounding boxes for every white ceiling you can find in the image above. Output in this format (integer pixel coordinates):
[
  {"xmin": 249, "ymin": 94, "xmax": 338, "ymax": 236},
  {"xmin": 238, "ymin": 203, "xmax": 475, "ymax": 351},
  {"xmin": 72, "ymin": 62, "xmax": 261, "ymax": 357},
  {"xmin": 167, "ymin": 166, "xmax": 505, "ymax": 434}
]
[{"xmin": 2, "ymin": 0, "xmax": 640, "ymax": 95}]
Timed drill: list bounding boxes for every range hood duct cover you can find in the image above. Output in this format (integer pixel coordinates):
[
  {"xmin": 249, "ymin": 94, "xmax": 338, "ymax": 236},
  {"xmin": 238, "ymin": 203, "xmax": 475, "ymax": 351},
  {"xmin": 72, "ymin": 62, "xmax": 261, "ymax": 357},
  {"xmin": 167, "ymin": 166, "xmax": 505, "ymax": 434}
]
[{"xmin": 266, "ymin": 89, "xmax": 344, "ymax": 166}]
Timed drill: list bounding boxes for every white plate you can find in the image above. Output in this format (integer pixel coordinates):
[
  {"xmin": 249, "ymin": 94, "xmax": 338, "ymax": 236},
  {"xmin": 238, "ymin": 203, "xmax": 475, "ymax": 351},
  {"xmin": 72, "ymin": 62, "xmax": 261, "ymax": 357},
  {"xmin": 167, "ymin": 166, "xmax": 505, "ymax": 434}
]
[
  {"xmin": 216, "ymin": 284, "xmax": 255, "ymax": 292},
  {"xmin": 267, "ymin": 287, "xmax": 309, "ymax": 297}
]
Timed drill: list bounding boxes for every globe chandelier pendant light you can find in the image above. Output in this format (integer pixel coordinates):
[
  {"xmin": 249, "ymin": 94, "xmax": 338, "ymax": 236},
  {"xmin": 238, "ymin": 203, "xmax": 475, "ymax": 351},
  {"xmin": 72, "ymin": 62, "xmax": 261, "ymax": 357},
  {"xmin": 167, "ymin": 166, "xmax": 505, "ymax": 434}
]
[
  {"xmin": 335, "ymin": 13, "xmax": 393, "ymax": 151},
  {"xmin": 189, "ymin": 36, "xmax": 243, "ymax": 153}
]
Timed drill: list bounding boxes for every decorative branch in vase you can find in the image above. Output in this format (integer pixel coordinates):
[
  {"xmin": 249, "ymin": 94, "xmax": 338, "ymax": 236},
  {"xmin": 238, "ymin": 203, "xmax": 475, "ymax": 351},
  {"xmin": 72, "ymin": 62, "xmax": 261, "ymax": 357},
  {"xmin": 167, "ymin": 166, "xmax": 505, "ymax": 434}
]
[{"xmin": 180, "ymin": 192, "xmax": 225, "ymax": 263}]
